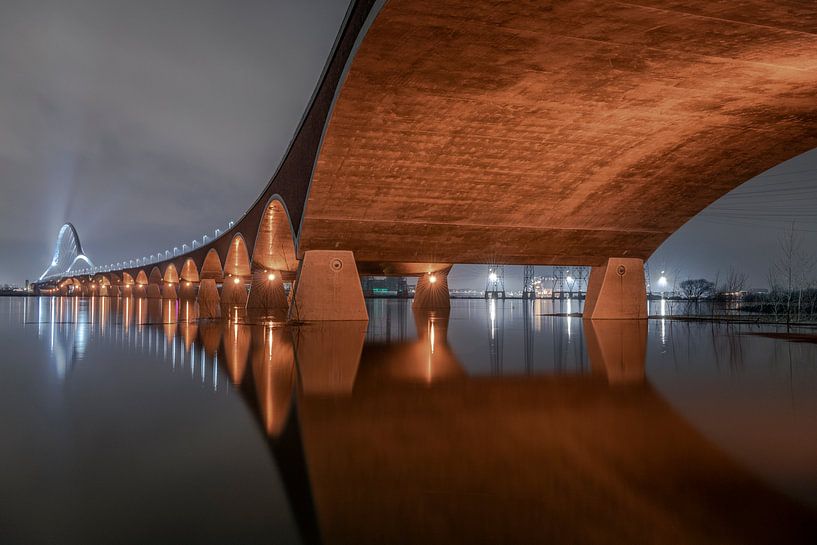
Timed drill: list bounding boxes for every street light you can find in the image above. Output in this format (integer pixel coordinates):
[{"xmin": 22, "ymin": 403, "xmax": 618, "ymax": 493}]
[{"xmin": 428, "ymin": 273, "xmax": 437, "ymax": 284}]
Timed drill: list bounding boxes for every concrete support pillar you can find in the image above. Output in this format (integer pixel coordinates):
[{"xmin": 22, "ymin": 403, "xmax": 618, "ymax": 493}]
[
  {"xmin": 198, "ymin": 279, "xmax": 221, "ymax": 319},
  {"xmin": 247, "ymin": 269, "xmax": 288, "ymax": 319},
  {"xmin": 289, "ymin": 250, "xmax": 368, "ymax": 322},
  {"xmin": 585, "ymin": 319, "xmax": 647, "ymax": 385},
  {"xmin": 413, "ymin": 269, "xmax": 451, "ymax": 310},
  {"xmin": 178, "ymin": 281, "xmax": 197, "ymax": 302},
  {"xmin": 161, "ymin": 283, "xmax": 177, "ymax": 299},
  {"xmin": 221, "ymin": 276, "xmax": 249, "ymax": 309},
  {"xmin": 146, "ymin": 284, "xmax": 162, "ymax": 299},
  {"xmin": 583, "ymin": 258, "xmax": 647, "ymax": 320}
]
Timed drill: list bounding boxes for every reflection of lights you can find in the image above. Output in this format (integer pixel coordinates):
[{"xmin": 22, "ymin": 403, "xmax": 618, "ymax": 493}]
[
  {"xmin": 566, "ymin": 276, "xmax": 574, "ymax": 284},
  {"xmin": 185, "ymin": 281, "xmax": 191, "ymax": 287},
  {"xmin": 489, "ymin": 272, "xmax": 498, "ymax": 283},
  {"xmin": 268, "ymin": 273, "xmax": 275, "ymax": 281},
  {"xmin": 489, "ymin": 298, "xmax": 496, "ymax": 339},
  {"xmin": 428, "ymin": 273, "xmax": 437, "ymax": 284},
  {"xmin": 233, "ymin": 277, "xmax": 240, "ymax": 285}
]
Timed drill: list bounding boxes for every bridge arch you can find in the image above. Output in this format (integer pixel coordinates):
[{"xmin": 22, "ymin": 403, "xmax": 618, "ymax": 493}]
[
  {"xmin": 135, "ymin": 270, "xmax": 148, "ymax": 285},
  {"xmin": 180, "ymin": 258, "xmax": 200, "ymax": 283},
  {"xmin": 200, "ymin": 249, "xmax": 224, "ymax": 281},
  {"xmin": 148, "ymin": 267, "xmax": 163, "ymax": 285},
  {"xmin": 163, "ymin": 263, "xmax": 179, "ymax": 284},
  {"xmin": 252, "ymin": 197, "xmax": 298, "ymax": 273},
  {"xmin": 224, "ymin": 233, "xmax": 251, "ymax": 277}
]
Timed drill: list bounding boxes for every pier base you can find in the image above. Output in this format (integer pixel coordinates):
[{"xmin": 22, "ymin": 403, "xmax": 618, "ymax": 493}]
[
  {"xmin": 198, "ymin": 279, "xmax": 221, "ymax": 319},
  {"xmin": 247, "ymin": 269, "xmax": 288, "ymax": 319},
  {"xmin": 161, "ymin": 283, "xmax": 177, "ymax": 299},
  {"xmin": 413, "ymin": 269, "xmax": 451, "ymax": 310},
  {"xmin": 221, "ymin": 277, "xmax": 249, "ymax": 309},
  {"xmin": 583, "ymin": 258, "xmax": 647, "ymax": 320},
  {"xmin": 289, "ymin": 250, "xmax": 368, "ymax": 321}
]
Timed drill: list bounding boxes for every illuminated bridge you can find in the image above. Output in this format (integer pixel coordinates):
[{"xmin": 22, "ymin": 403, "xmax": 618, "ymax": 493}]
[{"xmin": 35, "ymin": 0, "xmax": 817, "ymax": 320}]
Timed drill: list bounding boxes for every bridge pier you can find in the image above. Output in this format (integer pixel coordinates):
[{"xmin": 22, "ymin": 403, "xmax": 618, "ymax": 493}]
[
  {"xmin": 289, "ymin": 250, "xmax": 368, "ymax": 322},
  {"xmin": 161, "ymin": 282, "xmax": 177, "ymax": 299},
  {"xmin": 221, "ymin": 275, "xmax": 249, "ymax": 309},
  {"xmin": 198, "ymin": 279, "xmax": 221, "ymax": 319},
  {"xmin": 583, "ymin": 258, "xmax": 647, "ymax": 320},
  {"xmin": 178, "ymin": 281, "xmax": 197, "ymax": 302},
  {"xmin": 146, "ymin": 284, "xmax": 162, "ymax": 299},
  {"xmin": 247, "ymin": 269, "xmax": 288, "ymax": 319},
  {"xmin": 412, "ymin": 269, "xmax": 451, "ymax": 310}
]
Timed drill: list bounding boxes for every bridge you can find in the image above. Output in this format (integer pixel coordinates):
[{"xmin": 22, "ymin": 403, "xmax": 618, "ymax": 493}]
[{"xmin": 35, "ymin": 0, "xmax": 817, "ymax": 320}]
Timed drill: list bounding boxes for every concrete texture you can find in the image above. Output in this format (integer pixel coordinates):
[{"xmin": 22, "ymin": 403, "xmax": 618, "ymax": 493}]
[
  {"xmin": 584, "ymin": 258, "xmax": 648, "ymax": 319},
  {"xmin": 303, "ymin": 0, "xmax": 817, "ymax": 267},
  {"xmin": 289, "ymin": 250, "xmax": 368, "ymax": 322},
  {"xmin": 247, "ymin": 269, "xmax": 289, "ymax": 320},
  {"xmin": 197, "ymin": 278, "xmax": 221, "ymax": 319}
]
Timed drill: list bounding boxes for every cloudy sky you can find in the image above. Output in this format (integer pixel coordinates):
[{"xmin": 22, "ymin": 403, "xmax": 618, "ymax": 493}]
[{"xmin": 1, "ymin": 0, "xmax": 816, "ymax": 289}]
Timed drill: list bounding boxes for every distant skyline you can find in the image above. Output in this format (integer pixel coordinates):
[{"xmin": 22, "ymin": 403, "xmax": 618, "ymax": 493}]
[{"xmin": 1, "ymin": 0, "xmax": 816, "ymax": 288}]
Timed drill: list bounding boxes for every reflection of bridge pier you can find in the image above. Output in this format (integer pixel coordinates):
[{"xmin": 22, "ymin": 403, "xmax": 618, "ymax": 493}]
[{"xmin": 288, "ymin": 316, "xmax": 816, "ymax": 545}]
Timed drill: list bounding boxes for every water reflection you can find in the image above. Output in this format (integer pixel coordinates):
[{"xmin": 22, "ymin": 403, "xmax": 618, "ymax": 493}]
[{"xmin": 11, "ymin": 296, "xmax": 817, "ymax": 544}]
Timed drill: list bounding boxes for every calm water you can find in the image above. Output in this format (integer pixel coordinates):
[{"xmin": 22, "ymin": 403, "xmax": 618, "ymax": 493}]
[{"xmin": 2, "ymin": 296, "xmax": 817, "ymax": 544}]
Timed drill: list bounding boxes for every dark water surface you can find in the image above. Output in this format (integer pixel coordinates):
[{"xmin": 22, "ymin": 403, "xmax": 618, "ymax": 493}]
[{"xmin": 2, "ymin": 296, "xmax": 817, "ymax": 544}]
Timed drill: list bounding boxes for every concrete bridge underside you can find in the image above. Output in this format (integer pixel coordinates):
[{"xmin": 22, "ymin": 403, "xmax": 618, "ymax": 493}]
[{"xmin": 45, "ymin": 0, "xmax": 817, "ymax": 319}]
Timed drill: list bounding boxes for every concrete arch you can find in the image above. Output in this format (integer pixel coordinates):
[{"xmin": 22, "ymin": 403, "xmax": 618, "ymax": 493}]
[
  {"xmin": 122, "ymin": 272, "xmax": 135, "ymax": 286},
  {"xmin": 135, "ymin": 270, "xmax": 148, "ymax": 285},
  {"xmin": 224, "ymin": 233, "xmax": 251, "ymax": 277},
  {"xmin": 298, "ymin": 0, "xmax": 817, "ymax": 268},
  {"xmin": 180, "ymin": 258, "xmax": 200, "ymax": 282},
  {"xmin": 200, "ymin": 249, "xmax": 224, "ymax": 282},
  {"xmin": 252, "ymin": 197, "xmax": 298, "ymax": 273},
  {"xmin": 148, "ymin": 266, "xmax": 163, "ymax": 285},
  {"xmin": 163, "ymin": 263, "xmax": 179, "ymax": 284}
]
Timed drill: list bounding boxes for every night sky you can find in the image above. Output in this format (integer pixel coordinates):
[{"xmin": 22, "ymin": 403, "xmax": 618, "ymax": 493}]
[{"xmin": 1, "ymin": 0, "xmax": 816, "ymax": 289}]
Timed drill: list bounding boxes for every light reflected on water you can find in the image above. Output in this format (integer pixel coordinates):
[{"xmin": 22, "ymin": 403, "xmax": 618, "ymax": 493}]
[{"xmin": 2, "ymin": 296, "xmax": 817, "ymax": 544}]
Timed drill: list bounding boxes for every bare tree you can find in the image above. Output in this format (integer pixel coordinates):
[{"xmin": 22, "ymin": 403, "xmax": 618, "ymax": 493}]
[
  {"xmin": 719, "ymin": 266, "xmax": 749, "ymax": 316},
  {"xmin": 770, "ymin": 223, "xmax": 816, "ymax": 327},
  {"xmin": 680, "ymin": 278, "xmax": 715, "ymax": 302}
]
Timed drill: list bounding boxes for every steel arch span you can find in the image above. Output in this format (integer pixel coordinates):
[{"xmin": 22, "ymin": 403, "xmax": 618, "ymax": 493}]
[
  {"xmin": 40, "ymin": 223, "xmax": 94, "ymax": 281},
  {"xmin": 36, "ymin": 0, "xmax": 817, "ymax": 320}
]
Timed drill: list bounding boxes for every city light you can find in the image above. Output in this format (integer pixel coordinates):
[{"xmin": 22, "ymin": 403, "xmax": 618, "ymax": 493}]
[
  {"xmin": 428, "ymin": 273, "xmax": 437, "ymax": 284},
  {"xmin": 489, "ymin": 272, "xmax": 498, "ymax": 282},
  {"xmin": 658, "ymin": 271, "xmax": 668, "ymax": 288},
  {"xmin": 267, "ymin": 273, "xmax": 275, "ymax": 281},
  {"xmin": 233, "ymin": 277, "xmax": 240, "ymax": 284}
]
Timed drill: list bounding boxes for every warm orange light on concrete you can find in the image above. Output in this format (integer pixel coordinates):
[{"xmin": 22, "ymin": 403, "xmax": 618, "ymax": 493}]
[
  {"xmin": 428, "ymin": 274, "xmax": 437, "ymax": 284},
  {"xmin": 268, "ymin": 273, "xmax": 276, "ymax": 281},
  {"xmin": 233, "ymin": 277, "xmax": 241, "ymax": 285}
]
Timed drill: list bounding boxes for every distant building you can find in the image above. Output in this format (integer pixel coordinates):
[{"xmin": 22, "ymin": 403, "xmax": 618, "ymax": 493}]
[{"xmin": 361, "ymin": 276, "xmax": 409, "ymax": 297}]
